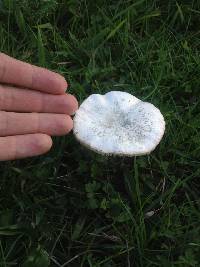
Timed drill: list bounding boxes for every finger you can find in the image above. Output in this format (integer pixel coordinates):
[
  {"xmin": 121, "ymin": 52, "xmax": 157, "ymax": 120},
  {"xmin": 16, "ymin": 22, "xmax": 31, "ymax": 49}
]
[
  {"xmin": 0, "ymin": 134, "xmax": 52, "ymax": 161},
  {"xmin": 0, "ymin": 112, "xmax": 73, "ymax": 136},
  {"xmin": 0, "ymin": 85, "xmax": 78, "ymax": 115},
  {"xmin": 0, "ymin": 53, "xmax": 67, "ymax": 94}
]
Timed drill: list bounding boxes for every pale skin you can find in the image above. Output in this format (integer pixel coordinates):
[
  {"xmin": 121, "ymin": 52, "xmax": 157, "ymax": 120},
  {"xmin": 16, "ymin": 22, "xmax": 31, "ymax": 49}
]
[{"xmin": 0, "ymin": 53, "xmax": 78, "ymax": 161}]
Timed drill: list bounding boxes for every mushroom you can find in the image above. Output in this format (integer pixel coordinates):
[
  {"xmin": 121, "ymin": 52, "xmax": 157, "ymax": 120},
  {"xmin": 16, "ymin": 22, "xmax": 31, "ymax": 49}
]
[{"xmin": 73, "ymin": 91, "xmax": 165, "ymax": 156}]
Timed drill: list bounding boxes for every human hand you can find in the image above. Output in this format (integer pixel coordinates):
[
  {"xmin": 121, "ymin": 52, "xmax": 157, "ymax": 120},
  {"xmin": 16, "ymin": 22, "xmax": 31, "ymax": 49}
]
[{"xmin": 0, "ymin": 53, "xmax": 78, "ymax": 161}]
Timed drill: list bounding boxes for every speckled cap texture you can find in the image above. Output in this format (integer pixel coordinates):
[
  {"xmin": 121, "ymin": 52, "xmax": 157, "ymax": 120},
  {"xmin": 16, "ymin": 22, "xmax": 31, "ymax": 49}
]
[{"xmin": 73, "ymin": 91, "xmax": 165, "ymax": 156}]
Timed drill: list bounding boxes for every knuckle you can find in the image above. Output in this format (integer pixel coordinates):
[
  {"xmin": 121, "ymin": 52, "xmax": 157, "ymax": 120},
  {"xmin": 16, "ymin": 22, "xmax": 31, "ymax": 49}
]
[
  {"xmin": 0, "ymin": 85, "xmax": 13, "ymax": 111},
  {"xmin": 32, "ymin": 112, "xmax": 40, "ymax": 133}
]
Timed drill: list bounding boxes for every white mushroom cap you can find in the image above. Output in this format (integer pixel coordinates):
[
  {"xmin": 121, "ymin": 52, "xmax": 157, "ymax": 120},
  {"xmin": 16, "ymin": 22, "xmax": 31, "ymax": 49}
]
[{"xmin": 73, "ymin": 91, "xmax": 165, "ymax": 156}]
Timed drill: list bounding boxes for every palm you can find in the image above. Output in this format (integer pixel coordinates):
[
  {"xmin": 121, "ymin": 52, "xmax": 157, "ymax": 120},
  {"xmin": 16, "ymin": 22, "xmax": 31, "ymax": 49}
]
[{"xmin": 0, "ymin": 53, "xmax": 78, "ymax": 161}]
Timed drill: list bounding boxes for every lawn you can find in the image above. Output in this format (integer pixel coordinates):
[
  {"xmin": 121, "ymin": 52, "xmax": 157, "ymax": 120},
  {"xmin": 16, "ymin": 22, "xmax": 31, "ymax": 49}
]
[{"xmin": 0, "ymin": 0, "xmax": 200, "ymax": 266}]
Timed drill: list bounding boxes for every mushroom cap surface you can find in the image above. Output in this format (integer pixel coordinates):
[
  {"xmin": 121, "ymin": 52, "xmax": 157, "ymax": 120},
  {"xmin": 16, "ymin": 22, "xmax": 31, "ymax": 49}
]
[{"xmin": 73, "ymin": 91, "xmax": 165, "ymax": 156}]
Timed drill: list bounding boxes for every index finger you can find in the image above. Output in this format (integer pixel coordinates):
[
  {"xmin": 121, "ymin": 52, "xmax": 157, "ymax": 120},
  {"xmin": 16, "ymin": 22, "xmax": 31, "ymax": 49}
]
[{"xmin": 0, "ymin": 53, "xmax": 68, "ymax": 94}]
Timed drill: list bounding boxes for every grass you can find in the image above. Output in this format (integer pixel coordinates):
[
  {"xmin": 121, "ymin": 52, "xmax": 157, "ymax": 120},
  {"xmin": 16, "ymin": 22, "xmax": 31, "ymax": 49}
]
[{"xmin": 0, "ymin": 0, "xmax": 200, "ymax": 266}]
